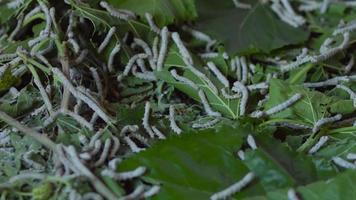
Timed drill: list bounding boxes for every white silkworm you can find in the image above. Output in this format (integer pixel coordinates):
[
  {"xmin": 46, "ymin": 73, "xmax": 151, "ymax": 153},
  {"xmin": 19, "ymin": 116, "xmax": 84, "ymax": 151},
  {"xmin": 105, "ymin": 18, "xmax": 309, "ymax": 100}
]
[
  {"xmin": 39, "ymin": 1, "xmax": 51, "ymax": 36},
  {"xmin": 232, "ymin": 0, "xmax": 251, "ymax": 9},
  {"xmin": 118, "ymin": 53, "xmax": 147, "ymax": 80},
  {"xmin": 68, "ymin": 38, "xmax": 80, "ymax": 53},
  {"xmin": 129, "ymin": 133, "xmax": 149, "ymax": 146},
  {"xmin": 108, "ymin": 44, "xmax": 121, "ymax": 72},
  {"xmin": 280, "ymin": 55, "xmax": 313, "ymax": 72},
  {"xmin": 308, "ymin": 136, "xmax": 329, "ymax": 154},
  {"xmin": 170, "ymin": 69, "xmax": 199, "ymax": 90},
  {"xmin": 133, "ymin": 71, "xmax": 157, "ymax": 81},
  {"xmin": 287, "ymin": 188, "xmax": 299, "ymax": 200},
  {"xmin": 7, "ymin": 0, "xmax": 24, "ymax": 9},
  {"xmin": 79, "ymin": 134, "xmax": 89, "ymax": 145},
  {"xmin": 143, "ymin": 185, "xmax": 161, "ymax": 198},
  {"xmin": 52, "ymin": 68, "xmax": 113, "ymax": 124},
  {"xmin": 94, "ymin": 138, "xmax": 112, "ymax": 166},
  {"xmin": 82, "ymin": 192, "xmax": 103, "ymax": 200},
  {"xmin": 247, "ymin": 82, "xmax": 269, "ymax": 91},
  {"xmin": 142, "ymin": 101, "xmax": 155, "ymax": 138},
  {"xmin": 151, "ymin": 126, "xmax": 166, "ymax": 139},
  {"xmin": 9, "ymin": 14, "xmax": 24, "ymax": 41},
  {"xmin": 272, "ymin": 122, "xmax": 311, "ymax": 130},
  {"xmin": 303, "ymin": 76, "xmax": 353, "ymax": 88},
  {"xmin": 145, "ymin": 13, "xmax": 160, "ymax": 34},
  {"xmin": 312, "ymin": 32, "xmax": 350, "ymax": 62},
  {"xmin": 199, "ymin": 52, "xmax": 219, "ymax": 59},
  {"xmin": 100, "ymin": 1, "xmax": 136, "ymax": 21},
  {"xmin": 98, "ymin": 27, "xmax": 116, "ymax": 53},
  {"xmin": 345, "ymin": 55, "xmax": 354, "ymax": 73},
  {"xmin": 346, "ymin": 153, "xmax": 356, "ymax": 160},
  {"xmin": 0, "ymin": 53, "xmax": 17, "ymax": 62},
  {"xmin": 232, "ymin": 81, "xmax": 249, "ymax": 116},
  {"xmin": 133, "ymin": 38, "xmax": 155, "ymax": 69},
  {"xmin": 171, "ymin": 32, "xmax": 193, "ymax": 65},
  {"xmin": 61, "ymin": 109, "xmax": 94, "ymax": 131},
  {"xmin": 109, "ymin": 136, "xmax": 120, "ymax": 158},
  {"xmin": 332, "ymin": 156, "xmax": 356, "ymax": 169},
  {"xmin": 265, "ymin": 93, "xmax": 302, "ymax": 116},
  {"xmin": 247, "ymin": 134, "xmax": 257, "ymax": 150},
  {"xmin": 120, "ymin": 125, "xmax": 139, "ymax": 136},
  {"xmin": 240, "ymin": 57, "xmax": 248, "ymax": 84},
  {"xmin": 101, "ymin": 166, "xmax": 146, "ymax": 180},
  {"xmin": 120, "ymin": 185, "xmax": 145, "ymax": 200},
  {"xmin": 320, "ymin": 38, "xmax": 333, "ymax": 54},
  {"xmin": 152, "ymin": 36, "xmax": 159, "ymax": 63},
  {"xmin": 198, "ymin": 90, "xmax": 221, "ymax": 117},
  {"xmin": 210, "ymin": 172, "xmax": 255, "ymax": 200},
  {"xmin": 207, "ymin": 61, "xmax": 229, "ymax": 87},
  {"xmin": 237, "ymin": 150, "xmax": 245, "ymax": 160},
  {"xmin": 336, "ymin": 84, "xmax": 356, "ymax": 107},
  {"xmin": 169, "ymin": 105, "xmax": 182, "ymax": 134},
  {"xmin": 90, "ymin": 140, "xmax": 103, "ymax": 156},
  {"xmin": 221, "ymin": 88, "xmax": 240, "ymax": 99},
  {"xmin": 320, "ymin": 0, "xmax": 331, "ymax": 13},
  {"xmin": 124, "ymin": 136, "xmax": 145, "ymax": 153},
  {"xmin": 333, "ymin": 20, "xmax": 356, "ymax": 35},
  {"xmin": 24, "ymin": 6, "xmax": 41, "ymax": 21},
  {"xmin": 23, "ymin": 151, "xmax": 45, "ymax": 169},
  {"xmin": 32, "ymin": 69, "xmax": 54, "ymax": 115},
  {"xmin": 156, "ymin": 27, "xmax": 169, "ymax": 71},
  {"xmin": 192, "ymin": 118, "xmax": 220, "ymax": 129},
  {"xmin": 313, "ymin": 114, "xmax": 342, "ymax": 133},
  {"xmin": 89, "ymin": 67, "xmax": 103, "ymax": 97}
]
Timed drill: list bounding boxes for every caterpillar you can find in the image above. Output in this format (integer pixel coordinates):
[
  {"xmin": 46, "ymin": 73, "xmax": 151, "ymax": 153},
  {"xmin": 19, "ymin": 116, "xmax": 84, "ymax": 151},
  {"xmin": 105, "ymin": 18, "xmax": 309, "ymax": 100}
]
[
  {"xmin": 247, "ymin": 134, "xmax": 257, "ymax": 150},
  {"xmin": 156, "ymin": 27, "xmax": 169, "ymax": 71},
  {"xmin": 336, "ymin": 84, "xmax": 356, "ymax": 107},
  {"xmin": 9, "ymin": 14, "xmax": 24, "ymax": 41},
  {"xmin": 98, "ymin": 27, "xmax": 116, "ymax": 53},
  {"xmin": 308, "ymin": 136, "xmax": 329, "ymax": 154},
  {"xmin": 186, "ymin": 64, "xmax": 219, "ymax": 94},
  {"xmin": 346, "ymin": 153, "xmax": 356, "ymax": 160},
  {"xmin": 109, "ymin": 136, "xmax": 120, "ymax": 158},
  {"xmin": 313, "ymin": 114, "xmax": 342, "ymax": 134},
  {"xmin": 118, "ymin": 53, "xmax": 148, "ymax": 80},
  {"xmin": 101, "ymin": 166, "xmax": 146, "ymax": 180},
  {"xmin": 124, "ymin": 136, "xmax": 145, "ymax": 153},
  {"xmin": 108, "ymin": 158, "xmax": 123, "ymax": 170},
  {"xmin": 100, "ymin": 1, "xmax": 136, "ymax": 21},
  {"xmin": 247, "ymin": 82, "xmax": 269, "ymax": 91},
  {"xmin": 332, "ymin": 156, "xmax": 356, "ymax": 169},
  {"xmin": 171, "ymin": 32, "xmax": 193, "ymax": 65},
  {"xmin": 192, "ymin": 118, "xmax": 220, "ymax": 129},
  {"xmin": 142, "ymin": 101, "xmax": 155, "ymax": 138},
  {"xmin": 152, "ymin": 126, "xmax": 167, "ymax": 139},
  {"xmin": 232, "ymin": 81, "xmax": 249, "ymax": 116},
  {"xmin": 345, "ymin": 55, "xmax": 354, "ymax": 73},
  {"xmin": 240, "ymin": 57, "xmax": 248, "ymax": 84},
  {"xmin": 333, "ymin": 20, "xmax": 356, "ymax": 35},
  {"xmin": 265, "ymin": 93, "xmax": 302, "ymax": 116},
  {"xmin": 145, "ymin": 13, "xmax": 160, "ymax": 34},
  {"xmin": 312, "ymin": 32, "xmax": 350, "ymax": 62},
  {"xmin": 108, "ymin": 44, "xmax": 121, "ymax": 72},
  {"xmin": 210, "ymin": 172, "xmax": 255, "ymax": 200},
  {"xmin": 198, "ymin": 90, "xmax": 222, "ymax": 117},
  {"xmin": 303, "ymin": 76, "xmax": 352, "ymax": 88},
  {"xmin": 143, "ymin": 185, "xmax": 161, "ymax": 198},
  {"xmin": 287, "ymin": 188, "xmax": 300, "ymax": 200},
  {"xmin": 221, "ymin": 88, "xmax": 240, "ymax": 99},
  {"xmin": 132, "ymin": 38, "xmax": 155, "ymax": 69},
  {"xmin": 207, "ymin": 61, "xmax": 229, "ymax": 88},
  {"xmin": 237, "ymin": 150, "xmax": 245, "ymax": 160},
  {"xmin": 170, "ymin": 69, "xmax": 199, "ymax": 90},
  {"xmin": 61, "ymin": 109, "xmax": 94, "ymax": 131},
  {"xmin": 94, "ymin": 138, "xmax": 112, "ymax": 167},
  {"xmin": 169, "ymin": 105, "xmax": 182, "ymax": 134}
]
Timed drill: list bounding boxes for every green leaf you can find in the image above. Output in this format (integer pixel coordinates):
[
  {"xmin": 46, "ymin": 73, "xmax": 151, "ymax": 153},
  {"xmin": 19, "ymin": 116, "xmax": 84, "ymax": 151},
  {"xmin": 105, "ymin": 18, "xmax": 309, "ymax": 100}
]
[
  {"xmin": 195, "ymin": 2, "xmax": 309, "ymax": 55},
  {"xmin": 0, "ymin": 68, "xmax": 20, "ymax": 92},
  {"xmin": 107, "ymin": 0, "xmax": 197, "ymax": 27},
  {"xmin": 119, "ymin": 124, "xmax": 265, "ymax": 199}
]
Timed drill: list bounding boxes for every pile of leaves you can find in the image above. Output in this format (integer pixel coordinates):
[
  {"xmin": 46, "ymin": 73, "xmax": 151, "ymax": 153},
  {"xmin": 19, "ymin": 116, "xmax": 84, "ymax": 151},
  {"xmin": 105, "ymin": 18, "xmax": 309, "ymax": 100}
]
[{"xmin": 0, "ymin": 0, "xmax": 356, "ymax": 199}]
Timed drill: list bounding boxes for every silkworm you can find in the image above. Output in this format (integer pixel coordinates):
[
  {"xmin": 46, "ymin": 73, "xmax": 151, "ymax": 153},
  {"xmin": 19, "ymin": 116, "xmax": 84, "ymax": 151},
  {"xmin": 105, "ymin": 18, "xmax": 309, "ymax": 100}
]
[
  {"xmin": 336, "ymin": 84, "xmax": 356, "ymax": 107},
  {"xmin": 345, "ymin": 55, "xmax": 354, "ymax": 73},
  {"xmin": 152, "ymin": 36, "xmax": 159, "ymax": 63},
  {"xmin": 99, "ymin": 1, "xmax": 136, "ymax": 21},
  {"xmin": 346, "ymin": 153, "xmax": 356, "ymax": 160},
  {"xmin": 313, "ymin": 114, "xmax": 342, "ymax": 133},
  {"xmin": 171, "ymin": 32, "xmax": 193, "ymax": 65},
  {"xmin": 68, "ymin": 38, "xmax": 80, "ymax": 53},
  {"xmin": 52, "ymin": 68, "xmax": 113, "ymax": 124},
  {"xmin": 89, "ymin": 140, "xmax": 103, "ymax": 156},
  {"xmin": 308, "ymin": 136, "xmax": 329, "ymax": 154},
  {"xmin": 210, "ymin": 172, "xmax": 255, "ymax": 200},
  {"xmin": 7, "ymin": 0, "xmax": 24, "ymax": 9},
  {"xmin": 169, "ymin": 105, "xmax": 182, "ymax": 134},
  {"xmin": 332, "ymin": 156, "xmax": 356, "ymax": 169},
  {"xmin": 120, "ymin": 125, "xmax": 139, "ymax": 136},
  {"xmin": 247, "ymin": 134, "xmax": 257, "ymax": 150},
  {"xmin": 320, "ymin": 38, "xmax": 333, "ymax": 54},
  {"xmin": 118, "ymin": 53, "xmax": 147, "ymax": 80},
  {"xmin": 82, "ymin": 192, "xmax": 103, "ymax": 200},
  {"xmin": 320, "ymin": 0, "xmax": 331, "ymax": 13},
  {"xmin": 170, "ymin": 69, "xmax": 199, "ymax": 90},
  {"xmin": 133, "ymin": 71, "xmax": 157, "ymax": 81},
  {"xmin": 199, "ymin": 52, "xmax": 219, "ymax": 59},
  {"xmin": 239, "ymin": 57, "xmax": 248, "ymax": 84},
  {"xmin": 265, "ymin": 93, "xmax": 302, "ymax": 116},
  {"xmin": 192, "ymin": 118, "xmax": 220, "ymax": 129},
  {"xmin": 94, "ymin": 138, "xmax": 112, "ymax": 166},
  {"xmin": 207, "ymin": 61, "xmax": 229, "ymax": 87},
  {"xmin": 221, "ymin": 88, "xmax": 240, "ymax": 99},
  {"xmin": 0, "ymin": 53, "xmax": 17, "ymax": 62},
  {"xmin": 303, "ymin": 76, "xmax": 352, "ymax": 88},
  {"xmin": 152, "ymin": 126, "xmax": 166, "ymax": 139},
  {"xmin": 109, "ymin": 136, "xmax": 120, "ymax": 158},
  {"xmin": 9, "ymin": 14, "xmax": 24, "ymax": 41},
  {"xmin": 182, "ymin": 26, "xmax": 216, "ymax": 50},
  {"xmin": 237, "ymin": 150, "xmax": 245, "ymax": 160},
  {"xmin": 31, "ymin": 69, "xmax": 54, "ymax": 115},
  {"xmin": 129, "ymin": 133, "xmax": 150, "ymax": 146},
  {"xmin": 125, "ymin": 136, "xmax": 146, "ymax": 152},
  {"xmin": 198, "ymin": 90, "xmax": 222, "ymax": 117},
  {"xmin": 133, "ymin": 38, "xmax": 155, "ymax": 69},
  {"xmin": 39, "ymin": 1, "xmax": 51, "ymax": 36},
  {"xmin": 61, "ymin": 109, "xmax": 94, "ymax": 131},
  {"xmin": 333, "ymin": 20, "xmax": 356, "ymax": 35},
  {"xmin": 287, "ymin": 189, "xmax": 300, "ymax": 200},
  {"xmin": 247, "ymin": 82, "xmax": 269, "ymax": 91},
  {"xmin": 101, "ymin": 166, "xmax": 146, "ymax": 180},
  {"xmin": 108, "ymin": 44, "xmax": 121, "ymax": 72},
  {"xmin": 89, "ymin": 67, "xmax": 103, "ymax": 97},
  {"xmin": 120, "ymin": 185, "xmax": 145, "ymax": 200},
  {"xmin": 142, "ymin": 101, "xmax": 155, "ymax": 138},
  {"xmin": 143, "ymin": 185, "xmax": 161, "ymax": 198},
  {"xmin": 271, "ymin": 122, "xmax": 311, "ymax": 130},
  {"xmin": 24, "ymin": 6, "xmax": 41, "ymax": 21},
  {"xmin": 232, "ymin": 0, "xmax": 251, "ymax": 9},
  {"xmin": 312, "ymin": 32, "xmax": 350, "ymax": 62},
  {"xmin": 145, "ymin": 13, "xmax": 160, "ymax": 34},
  {"xmin": 280, "ymin": 55, "xmax": 313, "ymax": 72},
  {"xmin": 98, "ymin": 27, "xmax": 116, "ymax": 53},
  {"xmin": 232, "ymin": 81, "xmax": 249, "ymax": 116},
  {"xmin": 271, "ymin": 3, "xmax": 299, "ymax": 27}
]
